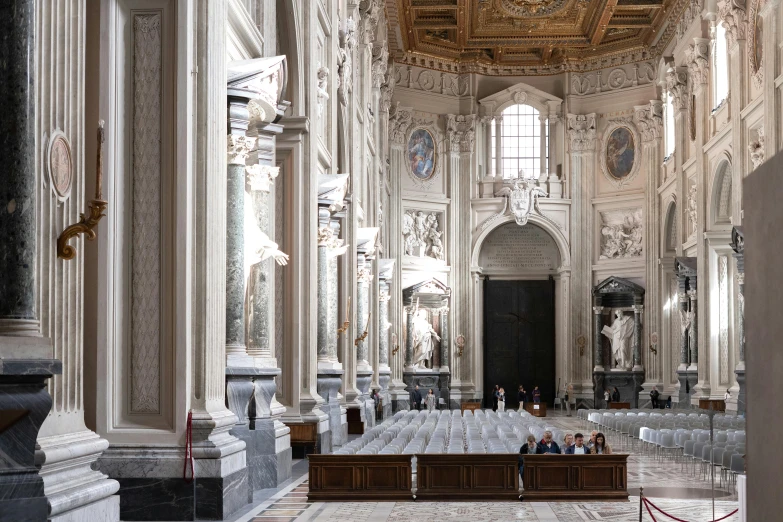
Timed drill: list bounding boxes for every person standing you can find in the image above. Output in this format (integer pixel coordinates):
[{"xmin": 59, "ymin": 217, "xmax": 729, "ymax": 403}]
[
  {"xmin": 492, "ymin": 384, "xmax": 500, "ymax": 411},
  {"xmin": 611, "ymin": 387, "xmax": 621, "ymax": 403},
  {"xmin": 604, "ymin": 388, "xmax": 611, "ymax": 407},
  {"xmin": 533, "ymin": 385, "xmax": 541, "ymax": 403},
  {"xmin": 517, "ymin": 385, "xmax": 526, "ymax": 412},
  {"xmin": 650, "ymin": 386, "xmax": 660, "ymax": 409},
  {"xmin": 425, "ymin": 389, "xmax": 436, "ymax": 411},
  {"xmin": 412, "ymin": 385, "xmax": 423, "ymax": 411},
  {"xmin": 564, "ymin": 382, "xmax": 573, "ymax": 416},
  {"xmin": 497, "ymin": 387, "xmax": 506, "ymax": 412}
]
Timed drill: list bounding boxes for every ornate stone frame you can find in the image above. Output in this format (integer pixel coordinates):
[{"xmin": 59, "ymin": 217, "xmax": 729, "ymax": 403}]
[
  {"xmin": 599, "ymin": 119, "xmax": 641, "ymax": 189},
  {"xmin": 46, "ymin": 129, "xmax": 73, "ymax": 201},
  {"xmin": 406, "ymin": 126, "xmax": 439, "ymax": 185},
  {"xmin": 748, "ymin": 0, "xmax": 765, "ymax": 90}
]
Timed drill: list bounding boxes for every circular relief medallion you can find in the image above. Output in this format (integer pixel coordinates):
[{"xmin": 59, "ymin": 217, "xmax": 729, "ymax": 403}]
[
  {"xmin": 48, "ymin": 131, "xmax": 73, "ymax": 201},
  {"xmin": 604, "ymin": 126, "xmax": 636, "ymax": 180},
  {"xmin": 499, "ymin": 0, "xmax": 570, "ymax": 17},
  {"xmin": 407, "ymin": 128, "xmax": 437, "ymax": 181}
]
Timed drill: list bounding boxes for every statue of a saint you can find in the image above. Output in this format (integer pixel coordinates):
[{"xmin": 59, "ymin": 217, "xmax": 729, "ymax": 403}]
[
  {"xmin": 411, "ymin": 309, "xmax": 440, "ymax": 369},
  {"xmin": 601, "ymin": 310, "xmax": 634, "ymax": 370}
]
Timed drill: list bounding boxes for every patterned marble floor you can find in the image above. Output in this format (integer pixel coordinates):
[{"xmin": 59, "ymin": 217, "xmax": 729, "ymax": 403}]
[{"xmin": 227, "ymin": 413, "xmax": 740, "ymax": 522}]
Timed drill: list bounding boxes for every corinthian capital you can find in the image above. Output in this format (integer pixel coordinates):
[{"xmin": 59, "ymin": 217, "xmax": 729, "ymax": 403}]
[
  {"xmin": 371, "ymin": 42, "xmax": 389, "ymax": 89},
  {"xmin": 665, "ymin": 67, "xmax": 688, "ymax": 111},
  {"xmin": 227, "ymin": 135, "xmax": 256, "ymax": 165},
  {"xmin": 246, "ymin": 164, "xmax": 280, "ymax": 193},
  {"xmin": 633, "ymin": 101, "xmax": 663, "ymax": 143},
  {"xmin": 719, "ymin": 0, "xmax": 748, "ymax": 49},
  {"xmin": 389, "ymin": 104, "xmax": 413, "ymax": 145},
  {"xmin": 567, "ymin": 113, "xmax": 596, "ymax": 152},
  {"xmin": 685, "ymin": 38, "xmax": 711, "ymax": 86},
  {"xmin": 446, "ymin": 114, "xmax": 477, "ymax": 153}
]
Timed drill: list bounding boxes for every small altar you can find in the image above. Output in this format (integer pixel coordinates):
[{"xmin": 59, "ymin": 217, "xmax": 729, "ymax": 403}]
[{"xmin": 592, "ymin": 277, "xmax": 645, "ymax": 408}]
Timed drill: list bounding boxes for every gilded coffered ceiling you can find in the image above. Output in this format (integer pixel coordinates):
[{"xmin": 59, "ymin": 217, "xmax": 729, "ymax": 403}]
[{"xmin": 388, "ymin": 0, "xmax": 687, "ymax": 73}]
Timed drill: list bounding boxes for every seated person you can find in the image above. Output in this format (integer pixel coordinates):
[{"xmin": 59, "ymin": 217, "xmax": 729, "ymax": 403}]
[
  {"xmin": 561, "ymin": 433, "xmax": 574, "ymax": 454},
  {"xmin": 518, "ymin": 434, "xmax": 544, "ymax": 476},
  {"xmin": 539, "ymin": 430, "xmax": 560, "ymax": 454},
  {"xmin": 565, "ymin": 433, "xmax": 589, "ymax": 454},
  {"xmin": 585, "ymin": 430, "xmax": 598, "ymax": 450},
  {"xmin": 590, "ymin": 432, "xmax": 612, "ymax": 454}
]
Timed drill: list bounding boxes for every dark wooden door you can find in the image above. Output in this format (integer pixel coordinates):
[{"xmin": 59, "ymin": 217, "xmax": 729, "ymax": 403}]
[{"xmin": 484, "ymin": 279, "xmax": 555, "ymax": 409}]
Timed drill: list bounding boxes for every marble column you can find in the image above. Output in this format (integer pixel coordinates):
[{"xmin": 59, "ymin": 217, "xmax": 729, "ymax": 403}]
[
  {"xmin": 226, "ymin": 104, "xmax": 256, "ymax": 361},
  {"xmin": 0, "ymin": 0, "xmax": 36, "ymax": 337},
  {"xmin": 440, "ymin": 307, "xmax": 450, "ymax": 372},
  {"xmin": 0, "ymin": 2, "xmax": 66, "ymax": 519},
  {"xmin": 317, "ymin": 211, "xmax": 332, "ymax": 365},
  {"xmin": 378, "ymin": 278, "xmax": 392, "ymax": 419},
  {"xmin": 732, "ymin": 227, "xmax": 745, "ymax": 415},
  {"xmin": 633, "ymin": 305, "xmax": 644, "ymax": 370},
  {"xmin": 356, "ymin": 260, "xmax": 374, "ymax": 426},
  {"xmin": 495, "ymin": 115, "xmax": 503, "ymax": 177},
  {"xmin": 679, "ymin": 292, "xmax": 690, "ymax": 367},
  {"xmin": 593, "ymin": 306, "xmax": 605, "ymax": 371}
]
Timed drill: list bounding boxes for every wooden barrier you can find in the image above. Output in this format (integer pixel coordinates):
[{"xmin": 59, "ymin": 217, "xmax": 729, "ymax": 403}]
[
  {"xmin": 347, "ymin": 408, "xmax": 364, "ymax": 434},
  {"xmin": 522, "ymin": 454, "xmax": 628, "ymax": 501},
  {"xmin": 286, "ymin": 423, "xmax": 318, "ymax": 456},
  {"xmin": 308, "ymin": 455, "xmax": 412, "ymax": 501},
  {"xmin": 415, "ymin": 454, "xmax": 519, "ymax": 501},
  {"xmin": 525, "ymin": 402, "xmax": 547, "ymax": 417},
  {"xmin": 460, "ymin": 402, "xmax": 481, "ymax": 413},
  {"xmin": 609, "ymin": 402, "xmax": 631, "ymax": 409},
  {"xmin": 699, "ymin": 399, "xmax": 726, "ymax": 412}
]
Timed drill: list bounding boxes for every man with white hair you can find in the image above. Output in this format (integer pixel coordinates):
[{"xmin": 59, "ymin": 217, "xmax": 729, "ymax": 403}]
[{"xmin": 539, "ymin": 431, "xmax": 560, "ymax": 454}]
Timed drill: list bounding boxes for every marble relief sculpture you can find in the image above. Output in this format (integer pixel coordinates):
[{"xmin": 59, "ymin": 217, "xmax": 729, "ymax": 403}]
[
  {"xmin": 601, "ymin": 310, "xmax": 634, "ymax": 370},
  {"xmin": 687, "ymin": 185, "xmax": 698, "ymax": 236},
  {"xmin": 403, "ymin": 210, "xmax": 444, "ymax": 260},
  {"xmin": 599, "ymin": 209, "xmax": 643, "ymax": 259},
  {"xmin": 411, "ymin": 309, "xmax": 440, "ymax": 369},
  {"xmin": 509, "ymin": 175, "xmax": 548, "ymax": 226}
]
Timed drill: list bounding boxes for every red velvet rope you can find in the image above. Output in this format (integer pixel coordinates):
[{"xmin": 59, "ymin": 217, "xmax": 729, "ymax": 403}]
[
  {"xmin": 183, "ymin": 410, "xmax": 194, "ymax": 483},
  {"xmin": 642, "ymin": 496, "xmax": 739, "ymax": 522}
]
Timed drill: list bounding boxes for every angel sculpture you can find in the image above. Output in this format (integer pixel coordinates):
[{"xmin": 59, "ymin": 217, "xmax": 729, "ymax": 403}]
[{"xmin": 255, "ymin": 233, "xmax": 289, "ymax": 265}]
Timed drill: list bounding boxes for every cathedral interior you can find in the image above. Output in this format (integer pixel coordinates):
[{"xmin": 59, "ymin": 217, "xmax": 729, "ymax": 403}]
[{"xmin": 0, "ymin": 0, "xmax": 781, "ymax": 520}]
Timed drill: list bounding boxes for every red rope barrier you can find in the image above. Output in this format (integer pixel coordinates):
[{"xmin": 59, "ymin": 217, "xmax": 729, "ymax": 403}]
[
  {"xmin": 183, "ymin": 410, "xmax": 194, "ymax": 483},
  {"xmin": 641, "ymin": 496, "xmax": 739, "ymax": 522},
  {"xmin": 643, "ymin": 497, "xmax": 658, "ymax": 521}
]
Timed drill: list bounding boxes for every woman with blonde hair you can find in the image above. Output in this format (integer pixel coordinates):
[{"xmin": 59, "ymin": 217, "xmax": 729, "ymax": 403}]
[
  {"xmin": 590, "ymin": 432, "xmax": 612, "ymax": 454},
  {"xmin": 561, "ymin": 433, "xmax": 574, "ymax": 454}
]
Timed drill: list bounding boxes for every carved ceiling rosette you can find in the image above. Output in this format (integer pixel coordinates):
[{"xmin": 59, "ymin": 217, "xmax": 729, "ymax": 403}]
[
  {"xmin": 633, "ymin": 101, "xmax": 663, "ymax": 143},
  {"xmin": 567, "ymin": 113, "xmax": 596, "ymax": 153}
]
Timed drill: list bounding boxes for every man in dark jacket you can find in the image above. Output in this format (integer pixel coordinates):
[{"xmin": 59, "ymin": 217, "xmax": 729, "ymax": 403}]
[
  {"xmin": 650, "ymin": 386, "xmax": 660, "ymax": 408},
  {"xmin": 539, "ymin": 430, "xmax": 560, "ymax": 454},
  {"xmin": 565, "ymin": 433, "xmax": 589, "ymax": 454},
  {"xmin": 611, "ymin": 387, "xmax": 621, "ymax": 403},
  {"xmin": 492, "ymin": 385, "xmax": 500, "ymax": 411},
  {"xmin": 412, "ymin": 385, "xmax": 423, "ymax": 410}
]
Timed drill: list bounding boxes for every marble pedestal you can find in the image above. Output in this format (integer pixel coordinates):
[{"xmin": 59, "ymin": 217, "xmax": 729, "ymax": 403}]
[
  {"xmin": 226, "ymin": 368, "xmax": 292, "ymax": 492},
  {"xmin": 735, "ymin": 369, "xmax": 746, "ymax": 415},
  {"xmin": 317, "ymin": 369, "xmax": 347, "ymax": 447},
  {"xmin": 378, "ymin": 370, "xmax": 392, "ymax": 420},
  {"xmin": 390, "ymin": 388, "xmax": 410, "ymax": 412},
  {"xmin": 0, "ymin": 358, "xmax": 61, "ymax": 522},
  {"xmin": 356, "ymin": 369, "xmax": 375, "ymax": 429},
  {"xmin": 592, "ymin": 370, "xmax": 644, "ymax": 408},
  {"xmin": 676, "ymin": 369, "xmax": 698, "ymax": 407},
  {"xmin": 403, "ymin": 369, "xmax": 450, "ymax": 410}
]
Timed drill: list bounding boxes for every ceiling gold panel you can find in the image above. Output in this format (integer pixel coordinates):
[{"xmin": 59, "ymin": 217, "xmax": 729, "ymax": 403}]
[{"xmin": 391, "ymin": 0, "xmax": 681, "ymax": 73}]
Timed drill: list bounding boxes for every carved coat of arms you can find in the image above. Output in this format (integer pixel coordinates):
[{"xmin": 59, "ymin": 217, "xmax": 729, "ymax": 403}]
[{"xmin": 510, "ymin": 178, "xmax": 547, "ymax": 226}]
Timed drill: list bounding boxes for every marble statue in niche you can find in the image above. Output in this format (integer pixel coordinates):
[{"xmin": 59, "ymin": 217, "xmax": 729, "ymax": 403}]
[
  {"xmin": 407, "ymin": 128, "xmax": 436, "ymax": 180},
  {"xmin": 601, "ymin": 310, "xmax": 634, "ymax": 370},
  {"xmin": 605, "ymin": 126, "xmax": 636, "ymax": 180},
  {"xmin": 411, "ymin": 309, "xmax": 440, "ymax": 369},
  {"xmin": 599, "ymin": 208, "xmax": 643, "ymax": 259},
  {"xmin": 403, "ymin": 210, "xmax": 444, "ymax": 261},
  {"xmin": 687, "ymin": 185, "xmax": 697, "ymax": 237}
]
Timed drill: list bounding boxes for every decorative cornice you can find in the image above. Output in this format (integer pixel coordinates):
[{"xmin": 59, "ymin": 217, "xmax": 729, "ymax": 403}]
[
  {"xmin": 719, "ymin": 0, "xmax": 748, "ymax": 49},
  {"xmin": 227, "ymin": 135, "xmax": 256, "ymax": 165},
  {"xmin": 684, "ymin": 38, "xmax": 710, "ymax": 85},
  {"xmin": 246, "ymin": 164, "xmax": 280, "ymax": 192},
  {"xmin": 567, "ymin": 113, "xmax": 596, "ymax": 153},
  {"xmin": 665, "ymin": 66, "xmax": 689, "ymax": 111},
  {"xmin": 445, "ymin": 114, "xmax": 477, "ymax": 153},
  {"xmin": 633, "ymin": 101, "xmax": 663, "ymax": 143},
  {"xmin": 571, "ymin": 62, "xmax": 658, "ymax": 96}
]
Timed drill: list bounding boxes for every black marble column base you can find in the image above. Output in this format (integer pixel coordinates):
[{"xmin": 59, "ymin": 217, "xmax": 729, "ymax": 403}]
[
  {"xmin": 116, "ymin": 468, "xmax": 249, "ymax": 521},
  {"xmin": 231, "ymin": 421, "xmax": 291, "ymax": 492},
  {"xmin": 735, "ymin": 368, "xmax": 746, "ymax": 416},
  {"xmin": 0, "ymin": 472, "xmax": 49, "ymax": 522},
  {"xmin": 592, "ymin": 370, "xmax": 644, "ymax": 408},
  {"xmin": 676, "ymin": 369, "xmax": 698, "ymax": 407},
  {"xmin": 403, "ymin": 370, "xmax": 450, "ymax": 410}
]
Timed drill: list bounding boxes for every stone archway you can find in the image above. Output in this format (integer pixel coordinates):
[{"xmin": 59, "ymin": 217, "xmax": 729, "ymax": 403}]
[{"xmin": 469, "ymin": 215, "xmax": 571, "ymax": 406}]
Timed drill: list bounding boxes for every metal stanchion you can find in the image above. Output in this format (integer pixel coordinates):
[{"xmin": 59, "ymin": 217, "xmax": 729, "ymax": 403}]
[{"xmin": 639, "ymin": 487, "xmax": 644, "ymax": 522}]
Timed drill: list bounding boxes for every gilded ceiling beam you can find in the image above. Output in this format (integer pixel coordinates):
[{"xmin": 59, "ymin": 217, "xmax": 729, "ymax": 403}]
[{"xmin": 591, "ymin": 0, "xmax": 619, "ymax": 46}]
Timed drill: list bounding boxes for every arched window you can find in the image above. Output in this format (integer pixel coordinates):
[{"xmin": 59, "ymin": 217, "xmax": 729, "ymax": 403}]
[
  {"xmin": 492, "ymin": 104, "xmax": 548, "ymax": 179},
  {"xmin": 664, "ymin": 91, "xmax": 675, "ymax": 159},
  {"xmin": 713, "ymin": 22, "xmax": 729, "ymax": 110}
]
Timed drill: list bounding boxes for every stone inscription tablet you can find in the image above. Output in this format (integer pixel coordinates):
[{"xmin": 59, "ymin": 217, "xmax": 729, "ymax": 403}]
[{"xmin": 480, "ymin": 223, "xmax": 559, "ymax": 271}]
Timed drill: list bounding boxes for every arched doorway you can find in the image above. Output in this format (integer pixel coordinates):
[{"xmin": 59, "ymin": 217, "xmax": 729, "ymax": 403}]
[{"xmin": 477, "ymin": 221, "xmax": 563, "ymax": 408}]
